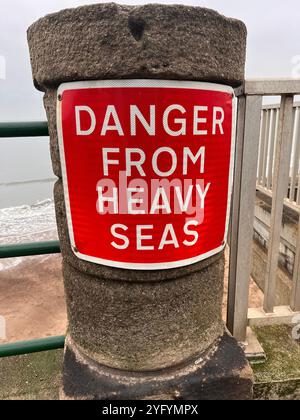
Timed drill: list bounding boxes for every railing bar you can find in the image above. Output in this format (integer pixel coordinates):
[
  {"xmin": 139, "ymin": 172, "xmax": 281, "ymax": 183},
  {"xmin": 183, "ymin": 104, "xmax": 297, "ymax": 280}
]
[
  {"xmin": 290, "ymin": 108, "xmax": 300, "ymax": 202},
  {"xmin": 227, "ymin": 96, "xmax": 246, "ymax": 332},
  {"xmin": 257, "ymin": 184, "xmax": 300, "ymax": 216},
  {"xmin": 0, "ymin": 241, "xmax": 61, "ymax": 259},
  {"xmin": 266, "ymin": 109, "xmax": 277, "ymax": 190},
  {"xmin": 291, "ymin": 109, "xmax": 300, "ymax": 311},
  {"xmin": 262, "ymin": 104, "xmax": 281, "ymax": 110},
  {"xmin": 245, "ymin": 79, "xmax": 300, "ymax": 96},
  {"xmin": 258, "ymin": 110, "xmax": 266, "ymax": 185},
  {"xmin": 0, "ymin": 336, "xmax": 65, "ymax": 358},
  {"xmin": 0, "ymin": 122, "xmax": 48, "ymax": 138},
  {"xmin": 262, "ymin": 110, "xmax": 271, "ymax": 187},
  {"xmin": 291, "ymin": 215, "xmax": 300, "ymax": 311},
  {"xmin": 262, "ymin": 110, "xmax": 270, "ymax": 187},
  {"xmin": 263, "ymin": 95, "xmax": 295, "ymax": 313},
  {"xmin": 263, "ymin": 103, "xmax": 300, "ymax": 110},
  {"xmin": 288, "ymin": 107, "xmax": 296, "ymax": 200},
  {"xmin": 265, "ymin": 109, "xmax": 273, "ymax": 189},
  {"xmin": 295, "ymin": 109, "xmax": 300, "ymax": 205},
  {"xmin": 227, "ymin": 94, "xmax": 263, "ymax": 342}
]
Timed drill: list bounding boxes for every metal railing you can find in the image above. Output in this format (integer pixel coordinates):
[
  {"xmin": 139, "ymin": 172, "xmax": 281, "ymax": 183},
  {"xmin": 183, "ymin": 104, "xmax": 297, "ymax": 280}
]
[
  {"xmin": 257, "ymin": 102, "xmax": 300, "ymax": 205},
  {"xmin": 1, "ymin": 79, "xmax": 300, "ymax": 356},
  {"xmin": 0, "ymin": 241, "xmax": 60, "ymax": 259},
  {"xmin": 0, "ymin": 121, "xmax": 63, "ymax": 357},
  {"xmin": 228, "ymin": 78, "xmax": 300, "ymax": 342},
  {"xmin": 0, "ymin": 121, "xmax": 48, "ymax": 138},
  {"xmin": 0, "ymin": 336, "xmax": 65, "ymax": 358},
  {"xmin": 0, "ymin": 121, "xmax": 60, "ymax": 259}
]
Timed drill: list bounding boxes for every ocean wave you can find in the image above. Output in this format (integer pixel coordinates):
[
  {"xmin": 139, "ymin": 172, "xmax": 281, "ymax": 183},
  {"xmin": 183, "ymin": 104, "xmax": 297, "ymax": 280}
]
[
  {"xmin": 0, "ymin": 198, "xmax": 58, "ymax": 242},
  {"xmin": 0, "ymin": 178, "xmax": 57, "ymax": 187},
  {"xmin": 0, "ymin": 257, "xmax": 23, "ymax": 272},
  {"xmin": 0, "ymin": 199, "xmax": 58, "ymax": 271}
]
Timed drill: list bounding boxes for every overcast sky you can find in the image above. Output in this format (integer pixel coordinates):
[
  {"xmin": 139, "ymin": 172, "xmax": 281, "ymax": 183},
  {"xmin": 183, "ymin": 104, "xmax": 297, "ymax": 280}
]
[
  {"xmin": 0, "ymin": 0, "xmax": 300, "ymax": 199},
  {"xmin": 0, "ymin": 0, "xmax": 300, "ymax": 121}
]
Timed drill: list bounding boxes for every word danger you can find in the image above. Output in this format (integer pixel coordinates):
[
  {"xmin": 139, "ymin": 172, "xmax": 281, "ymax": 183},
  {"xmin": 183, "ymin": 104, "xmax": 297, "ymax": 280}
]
[{"xmin": 75, "ymin": 104, "xmax": 225, "ymax": 137}]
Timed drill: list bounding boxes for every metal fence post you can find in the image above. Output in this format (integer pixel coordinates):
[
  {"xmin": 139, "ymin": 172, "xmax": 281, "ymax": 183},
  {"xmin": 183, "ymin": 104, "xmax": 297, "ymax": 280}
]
[
  {"xmin": 227, "ymin": 94, "xmax": 263, "ymax": 342},
  {"xmin": 263, "ymin": 95, "xmax": 294, "ymax": 313}
]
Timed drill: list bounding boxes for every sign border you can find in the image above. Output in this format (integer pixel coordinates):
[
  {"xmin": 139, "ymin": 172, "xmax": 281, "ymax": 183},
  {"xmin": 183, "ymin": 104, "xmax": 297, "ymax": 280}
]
[{"xmin": 57, "ymin": 79, "xmax": 237, "ymax": 270}]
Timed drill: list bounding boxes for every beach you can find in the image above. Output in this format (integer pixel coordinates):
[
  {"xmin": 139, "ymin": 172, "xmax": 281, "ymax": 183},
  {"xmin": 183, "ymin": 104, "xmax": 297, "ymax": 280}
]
[
  {"xmin": 0, "ymin": 199, "xmax": 67, "ymax": 343},
  {"xmin": 0, "ymin": 254, "xmax": 66, "ymax": 343},
  {"xmin": 0, "ymin": 198, "xmax": 263, "ymax": 344}
]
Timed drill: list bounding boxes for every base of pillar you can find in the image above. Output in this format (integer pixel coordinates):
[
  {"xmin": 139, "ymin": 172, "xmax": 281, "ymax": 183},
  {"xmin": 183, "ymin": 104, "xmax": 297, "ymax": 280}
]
[{"xmin": 60, "ymin": 332, "xmax": 253, "ymax": 400}]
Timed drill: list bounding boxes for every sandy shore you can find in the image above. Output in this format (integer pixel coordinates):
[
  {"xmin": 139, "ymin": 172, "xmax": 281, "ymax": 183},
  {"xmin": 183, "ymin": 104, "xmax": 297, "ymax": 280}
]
[
  {"xmin": 0, "ymin": 254, "xmax": 67, "ymax": 343},
  {"xmin": 0, "ymin": 247, "xmax": 263, "ymax": 344}
]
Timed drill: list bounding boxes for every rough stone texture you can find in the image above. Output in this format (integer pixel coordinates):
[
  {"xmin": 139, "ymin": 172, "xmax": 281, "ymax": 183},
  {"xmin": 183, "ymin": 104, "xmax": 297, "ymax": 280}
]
[
  {"xmin": 4, "ymin": 326, "xmax": 300, "ymax": 400},
  {"xmin": 43, "ymin": 89, "xmax": 61, "ymax": 177},
  {"xmin": 55, "ymin": 170, "xmax": 225, "ymax": 370},
  {"xmin": 63, "ymin": 258, "xmax": 224, "ymax": 371},
  {"xmin": 61, "ymin": 333, "xmax": 253, "ymax": 400},
  {"xmin": 28, "ymin": 3, "xmax": 247, "ymax": 92},
  {"xmin": 27, "ymin": 1, "xmax": 250, "ymax": 396},
  {"xmin": 33, "ymin": 2, "xmax": 247, "ymax": 179}
]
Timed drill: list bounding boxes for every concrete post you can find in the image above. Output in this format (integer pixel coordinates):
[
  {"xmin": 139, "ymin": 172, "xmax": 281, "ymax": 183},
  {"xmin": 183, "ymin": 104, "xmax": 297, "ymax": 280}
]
[{"xmin": 28, "ymin": 3, "xmax": 252, "ymax": 400}]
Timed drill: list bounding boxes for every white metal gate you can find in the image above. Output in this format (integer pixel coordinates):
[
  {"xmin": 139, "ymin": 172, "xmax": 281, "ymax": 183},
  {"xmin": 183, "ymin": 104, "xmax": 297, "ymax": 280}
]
[{"xmin": 227, "ymin": 79, "xmax": 300, "ymax": 342}]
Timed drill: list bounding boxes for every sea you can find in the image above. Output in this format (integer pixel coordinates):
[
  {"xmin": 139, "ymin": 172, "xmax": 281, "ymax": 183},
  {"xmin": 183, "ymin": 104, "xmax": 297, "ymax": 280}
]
[{"xmin": 0, "ymin": 138, "xmax": 59, "ymax": 271}]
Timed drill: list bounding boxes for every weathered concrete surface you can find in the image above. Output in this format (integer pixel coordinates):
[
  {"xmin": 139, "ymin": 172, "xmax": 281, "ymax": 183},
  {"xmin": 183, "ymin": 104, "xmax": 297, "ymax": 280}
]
[
  {"xmin": 34, "ymin": 3, "xmax": 247, "ymax": 178},
  {"xmin": 1, "ymin": 326, "xmax": 300, "ymax": 400},
  {"xmin": 61, "ymin": 333, "xmax": 253, "ymax": 400},
  {"xmin": 54, "ymin": 172, "xmax": 224, "ymax": 370},
  {"xmin": 28, "ymin": 3, "xmax": 247, "ymax": 92},
  {"xmin": 43, "ymin": 89, "xmax": 61, "ymax": 177},
  {"xmin": 62, "ymin": 258, "xmax": 224, "ymax": 371},
  {"xmin": 27, "ymin": 2, "xmax": 249, "ymax": 397}
]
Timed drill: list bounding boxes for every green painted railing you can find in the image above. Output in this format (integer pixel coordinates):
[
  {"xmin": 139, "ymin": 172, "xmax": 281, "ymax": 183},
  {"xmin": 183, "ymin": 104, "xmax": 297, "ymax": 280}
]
[
  {"xmin": 0, "ymin": 336, "xmax": 65, "ymax": 358},
  {"xmin": 0, "ymin": 121, "xmax": 49, "ymax": 138},
  {"xmin": 0, "ymin": 241, "xmax": 61, "ymax": 259},
  {"xmin": 0, "ymin": 121, "xmax": 64, "ymax": 357}
]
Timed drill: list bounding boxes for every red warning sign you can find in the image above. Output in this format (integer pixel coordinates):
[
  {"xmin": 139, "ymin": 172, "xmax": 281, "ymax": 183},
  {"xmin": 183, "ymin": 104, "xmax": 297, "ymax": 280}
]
[{"xmin": 57, "ymin": 80, "xmax": 236, "ymax": 270}]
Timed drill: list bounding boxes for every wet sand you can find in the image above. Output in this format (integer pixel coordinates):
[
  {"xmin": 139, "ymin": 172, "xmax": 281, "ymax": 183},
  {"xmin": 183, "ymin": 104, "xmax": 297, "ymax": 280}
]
[
  {"xmin": 0, "ymin": 254, "xmax": 67, "ymax": 343},
  {"xmin": 0, "ymin": 247, "xmax": 263, "ymax": 344}
]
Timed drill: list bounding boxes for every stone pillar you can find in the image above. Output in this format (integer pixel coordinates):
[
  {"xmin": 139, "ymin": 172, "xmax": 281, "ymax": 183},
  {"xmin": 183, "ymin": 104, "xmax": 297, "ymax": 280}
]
[{"xmin": 28, "ymin": 3, "xmax": 253, "ymax": 400}]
